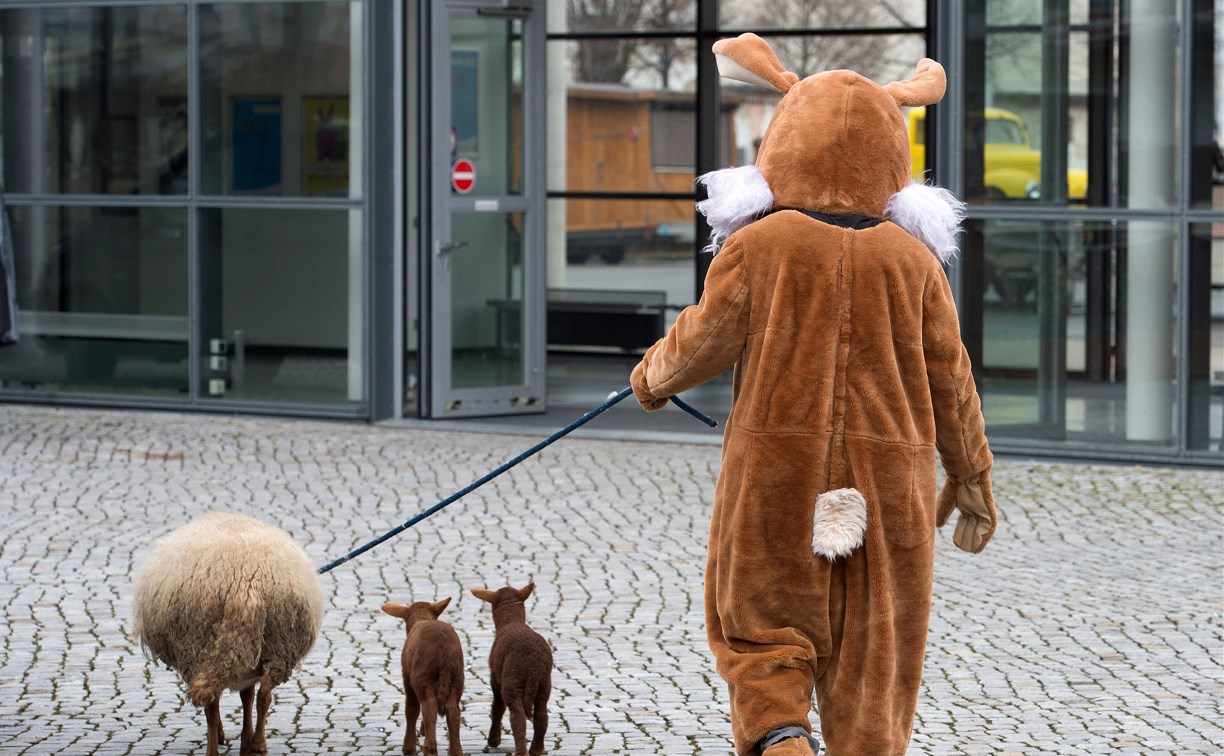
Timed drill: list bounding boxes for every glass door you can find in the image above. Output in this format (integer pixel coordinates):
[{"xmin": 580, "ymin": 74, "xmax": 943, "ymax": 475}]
[{"xmin": 426, "ymin": 1, "xmax": 545, "ymax": 418}]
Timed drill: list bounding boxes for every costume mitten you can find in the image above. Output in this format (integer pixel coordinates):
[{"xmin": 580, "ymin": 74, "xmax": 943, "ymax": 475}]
[
  {"xmin": 630, "ymin": 361, "xmax": 668, "ymax": 411},
  {"xmin": 936, "ymin": 468, "xmax": 996, "ymax": 553}
]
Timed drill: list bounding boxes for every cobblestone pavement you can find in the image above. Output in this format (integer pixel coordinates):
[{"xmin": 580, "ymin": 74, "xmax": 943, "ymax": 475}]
[{"xmin": 0, "ymin": 404, "xmax": 1220, "ymax": 756}]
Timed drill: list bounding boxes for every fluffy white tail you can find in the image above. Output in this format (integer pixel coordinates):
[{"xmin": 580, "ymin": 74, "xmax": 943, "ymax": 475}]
[{"xmin": 812, "ymin": 488, "xmax": 868, "ymax": 560}]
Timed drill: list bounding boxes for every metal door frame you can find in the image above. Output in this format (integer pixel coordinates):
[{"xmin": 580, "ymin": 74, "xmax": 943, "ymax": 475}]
[{"xmin": 422, "ymin": 0, "xmax": 545, "ymax": 418}]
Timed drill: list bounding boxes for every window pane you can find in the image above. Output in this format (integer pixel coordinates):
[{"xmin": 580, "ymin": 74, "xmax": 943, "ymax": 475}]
[
  {"xmin": 550, "ymin": 39, "xmax": 706, "ymax": 192},
  {"xmin": 554, "ymin": 37, "xmax": 696, "ymax": 92},
  {"xmin": 558, "ymin": 3, "xmax": 695, "ymax": 34},
  {"xmin": 0, "ymin": 6, "xmax": 189, "ymax": 195},
  {"xmin": 199, "ymin": 3, "xmax": 356, "ymax": 198},
  {"xmin": 0, "ymin": 205, "xmax": 188, "ymax": 395},
  {"xmin": 970, "ymin": 1, "xmax": 1184, "ymax": 207},
  {"xmin": 451, "ymin": 16, "xmax": 524, "ymax": 197},
  {"xmin": 967, "ymin": 219, "xmax": 1180, "ymax": 449},
  {"xmin": 719, "ymin": 0, "xmax": 925, "ymax": 29},
  {"xmin": 547, "ymin": 197, "xmax": 695, "ymax": 330},
  {"xmin": 1187, "ymin": 223, "xmax": 1223, "ymax": 453},
  {"xmin": 1191, "ymin": 1, "xmax": 1221, "ymax": 210},
  {"xmin": 198, "ymin": 207, "xmax": 362, "ymax": 406}
]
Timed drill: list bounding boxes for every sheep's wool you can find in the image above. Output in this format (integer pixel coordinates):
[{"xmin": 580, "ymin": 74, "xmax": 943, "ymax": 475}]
[{"xmin": 133, "ymin": 512, "xmax": 325, "ymax": 704}]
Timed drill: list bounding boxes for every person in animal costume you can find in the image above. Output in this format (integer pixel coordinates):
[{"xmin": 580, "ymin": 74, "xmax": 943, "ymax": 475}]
[{"xmin": 631, "ymin": 34, "xmax": 997, "ymax": 756}]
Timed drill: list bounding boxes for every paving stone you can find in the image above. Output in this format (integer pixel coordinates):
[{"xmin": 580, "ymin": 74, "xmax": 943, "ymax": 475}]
[{"xmin": 0, "ymin": 404, "xmax": 1220, "ymax": 755}]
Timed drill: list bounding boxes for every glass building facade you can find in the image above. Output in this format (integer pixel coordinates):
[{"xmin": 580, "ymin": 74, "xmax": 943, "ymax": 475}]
[{"xmin": 0, "ymin": 0, "xmax": 1219, "ymax": 467}]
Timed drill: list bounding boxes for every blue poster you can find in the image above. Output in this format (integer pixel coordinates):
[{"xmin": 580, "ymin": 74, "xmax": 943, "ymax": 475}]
[
  {"xmin": 451, "ymin": 51, "xmax": 479, "ymax": 155},
  {"xmin": 232, "ymin": 97, "xmax": 282, "ymax": 194}
]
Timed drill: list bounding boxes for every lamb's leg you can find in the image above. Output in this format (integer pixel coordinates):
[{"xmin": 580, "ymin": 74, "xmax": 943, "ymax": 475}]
[
  {"xmin": 421, "ymin": 694, "xmax": 440, "ymax": 756},
  {"xmin": 485, "ymin": 684, "xmax": 504, "ymax": 751},
  {"xmin": 445, "ymin": 694, "xmax": 463, "ymax": 756},
  {"xmin": 204, "ymin": 698, "xmax": 223, "ymax": 756},
  {"xmin": 404, "ymin": 687, "xmax": 420, "ymax": 755},
  {"xmin": 509, "ymin": 701, "xmax": 528, "ymax": 756},
  {"xmin": 240, "ymin": 676, "xmax": 272, "ymax": 755},
  {"xmin": 529, "ymin": 696, "xmax": 548, "ymax": 756}
]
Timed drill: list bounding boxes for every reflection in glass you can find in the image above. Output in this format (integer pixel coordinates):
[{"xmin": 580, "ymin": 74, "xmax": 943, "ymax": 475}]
[
  {"xmin": 547, "ymin": 198, "xmax": 696, "ymax": 334},
  {"xmin": 449, "ymin": 213, "xmax": 524, "ymax": 390},
  {"xmin": 561, "ymin": 3, "xmax": 695, "ymax": 35},
  {"xmin": 969, "ymin": 219, "xmax": 1180, "ymax": 448},
  {"xmin": 967, "ymin": 22, "xmax": 1091, "ymax": 204},
  {"xmin": 1187, "ymin": 224, "xmax": 1223, "ymax": 453},
  {"xmin": 0, "ymin": 6, "xmax": 189, "ymax": 195},
  {"xmin": 558, "ymin": 37, "xmax": 696, "ymax": 92},
  {"xmin": 719, "ymin": 0, "xmax": 925, "ymax": 30},
  {"xmin": 0, "ymin": 206, "xmax": 188, "ymax": 394},
  {"xmin": 198, "ymin": 208, "xmax": 362, "ymax": 406},
  {"xmin": 199, "ymin": 3, "xmax": 354, "ymax": 197}
]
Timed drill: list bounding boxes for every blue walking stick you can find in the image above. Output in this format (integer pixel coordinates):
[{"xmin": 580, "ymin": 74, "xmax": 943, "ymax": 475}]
[{"xmin": 317, "ymin": 387, "xmax": 716, "ymax": 574}]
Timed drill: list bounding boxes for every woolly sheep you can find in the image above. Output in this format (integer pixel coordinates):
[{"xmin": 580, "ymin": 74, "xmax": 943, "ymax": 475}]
[{"xmin": 133, "ymin": 512, "xmax": 325, "ymax": 756}]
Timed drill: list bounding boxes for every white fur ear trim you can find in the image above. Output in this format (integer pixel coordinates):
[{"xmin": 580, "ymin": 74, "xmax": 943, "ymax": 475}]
[
  {"xmin": 715, "ymin": 53, "xmax": 782, "ymax": 91},
  {"xmin": 812, "ymin": 488, "xmax": 868, "ymax": 560},
  {"xmin": 884, "ymin": 182, "xmax": 966, "ymax": 263},
  {"xmin": 696, "ymin": 165, "xmax": 774, "ymax": 254}
]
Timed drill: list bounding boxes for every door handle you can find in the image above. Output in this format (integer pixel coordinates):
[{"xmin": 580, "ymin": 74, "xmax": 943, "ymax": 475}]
[{"xmin": 436, "ymin": 240, "xmax": 469, "ymax": 257}]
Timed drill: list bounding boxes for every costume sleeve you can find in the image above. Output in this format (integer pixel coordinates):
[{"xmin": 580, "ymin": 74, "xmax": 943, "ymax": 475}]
[
  {"xmin": 631, "ymin": 239, "xmax": 750, "ymax": 410},
  {"xmin": 922, "ymin": 262, "xmax": 997, "ymax": 552},
  {"xmin": 922, "ymin": 262, "xmax": 991, "ymax": 478}
]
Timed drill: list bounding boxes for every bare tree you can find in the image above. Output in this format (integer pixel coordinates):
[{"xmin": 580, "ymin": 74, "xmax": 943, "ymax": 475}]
[
  {"xmin": 721, "ymin": 0, "xmax": 900, "ymax": 81},
  {"xmin": 567, "ymin": 0, "xmax": 696, "ymax": 86},
  {"xmin": 568, "ymin": 0, "xmax": 648, "ymax": 83}
]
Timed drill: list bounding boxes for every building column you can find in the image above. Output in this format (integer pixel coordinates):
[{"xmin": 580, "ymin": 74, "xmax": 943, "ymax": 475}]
[
  {"xmin": 546, "ymin": 0, "xmax": 567, "ymax": 288},
  {"xmin": 1124, "ymin": 0, "xmax": 1177, "ymax": 441}
]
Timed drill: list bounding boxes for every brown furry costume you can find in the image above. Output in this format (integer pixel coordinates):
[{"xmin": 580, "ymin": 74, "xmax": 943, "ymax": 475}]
[{"xmin": 631, "ymin": 34, "xmax": 997, "ymax": 756}]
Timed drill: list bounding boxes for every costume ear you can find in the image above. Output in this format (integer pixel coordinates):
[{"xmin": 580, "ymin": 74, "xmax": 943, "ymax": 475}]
[
  {"xmin": 883, "ymin": 58, "xmax": 947, "ymax": 107},
  {"xmin": 712, "ymin": 33, "xmax": 799, "ymax": 94}
]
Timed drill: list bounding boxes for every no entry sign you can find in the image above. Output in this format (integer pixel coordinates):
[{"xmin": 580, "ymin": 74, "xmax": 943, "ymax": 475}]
[{"xmin": 451, "ymin": 159, "xmax": 475, "ymax": 194}]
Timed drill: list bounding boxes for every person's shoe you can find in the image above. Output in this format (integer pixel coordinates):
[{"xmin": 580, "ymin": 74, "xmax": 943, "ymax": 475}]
[{"xmin": 762, "ymin": 737, "xmax": 818, "ymax": 755}]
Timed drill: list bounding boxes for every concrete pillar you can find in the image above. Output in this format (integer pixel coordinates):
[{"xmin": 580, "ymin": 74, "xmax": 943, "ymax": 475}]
[{"xmin": 1124, "ymin": 0, "xmax": 1177, "ymax": 441}]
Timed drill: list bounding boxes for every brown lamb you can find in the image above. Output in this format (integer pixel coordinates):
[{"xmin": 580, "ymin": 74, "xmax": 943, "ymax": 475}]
[
  {"xmin": 381, "ymin": 598, "xmax": 465, "ymax": 756},
  {"xmin": 470, "ymin": 583, "xmax": 553, "ymax": 756}
]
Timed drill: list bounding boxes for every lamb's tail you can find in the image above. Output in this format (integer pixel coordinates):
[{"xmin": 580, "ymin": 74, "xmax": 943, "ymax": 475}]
[{"xmin": 521, "ymin": 676, "xmax": 548, "ymax": 719}]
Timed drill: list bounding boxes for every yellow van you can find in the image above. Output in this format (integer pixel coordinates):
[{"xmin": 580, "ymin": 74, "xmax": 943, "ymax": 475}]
[{"xmin": 908, "ymin": 106, "xmax": 1087, "ymax": 201}]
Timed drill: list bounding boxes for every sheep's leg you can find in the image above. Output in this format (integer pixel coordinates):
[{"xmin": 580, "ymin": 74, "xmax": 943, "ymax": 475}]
[
  {"xmin": 529, "ymin": 697, "xmax": 548, "ymax": 756},
  {"xmin": 204, "ymin": 698, "xmax": 223, "ymax": 756},
  {"xmin": 240, "ymin": 676, "xmax": 271, "ymax": 755},
  {"xmin": 508, "ymin": 701, "xmax": 528, "ymax": 756},
  {"xmin": 239, "ymin": 684, "xmax": 256, "ymax": 745},
  {"xmin": 445, "ymin": 694, "xmax": 463, "ymax": 756},
  {"xmin": 420, "ymin": 693, "xmax": 440, "ymax": 756},
  {"xmin": 485, "ymin": 685, "xmax": 504, "ymax": 750},
  {"xmin": 403, "ymin": 687, "xmax": 420, "ymax": 755}
]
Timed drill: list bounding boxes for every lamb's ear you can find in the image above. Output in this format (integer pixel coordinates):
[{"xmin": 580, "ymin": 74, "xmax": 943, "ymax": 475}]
[
  {"xmin": 517, "ymin": 582, "xmax": 535, "ymax": 601},
  {"xmin": 712, "ymin": 33, "xmax": 799, "ymax": 94},
  {"xmin": 470, "ymin": 587, "xmax": 497, "ymax": 603},
  {"xmin": 431, "ymin": 597, "xmax": 452, "ymax": 617},
  {"xmin": 883, "ymin": 58, "xmax": 946, "ymax": 107},
  {"xmin": 380, "ymin": 603, "xmax": 410, "ymax": 619}
]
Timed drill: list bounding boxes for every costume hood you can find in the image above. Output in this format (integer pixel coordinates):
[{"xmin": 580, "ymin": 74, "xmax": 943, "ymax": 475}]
[{"xmin": 698, "ymin": 34, "xmax": 964, "ymax": 262}]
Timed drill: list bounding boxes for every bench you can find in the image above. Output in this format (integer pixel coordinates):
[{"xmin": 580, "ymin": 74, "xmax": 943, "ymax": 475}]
[{"xmin": 491, "ymin": 288, "xmax": 667, "ymax": 353}]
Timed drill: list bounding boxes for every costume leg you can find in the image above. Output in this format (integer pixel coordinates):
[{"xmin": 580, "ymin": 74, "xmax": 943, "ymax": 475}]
[{"xmin": 813, "ymin": 452, "xmax": 935, "ymax": 755}]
